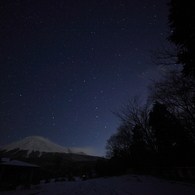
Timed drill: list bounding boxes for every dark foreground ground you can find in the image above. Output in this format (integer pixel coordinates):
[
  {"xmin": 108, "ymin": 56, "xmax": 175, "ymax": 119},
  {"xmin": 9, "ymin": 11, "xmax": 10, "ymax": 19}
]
[{"xmin": 0, "ymin": 175, "xmax": 195, "ymax": 195}]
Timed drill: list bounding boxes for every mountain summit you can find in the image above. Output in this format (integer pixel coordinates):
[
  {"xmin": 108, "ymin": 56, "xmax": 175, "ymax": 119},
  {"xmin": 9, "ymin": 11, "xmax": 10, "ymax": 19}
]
[
  {"xmin": 0, "ymin": 136, "xmax": 68, "ymax": 156},
  {"xmin": 0, "ymin": 136, "xmax": 101, "ymax": 161}
]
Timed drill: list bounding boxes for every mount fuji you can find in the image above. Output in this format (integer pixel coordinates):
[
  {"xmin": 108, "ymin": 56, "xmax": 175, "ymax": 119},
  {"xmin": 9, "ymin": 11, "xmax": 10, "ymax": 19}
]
[
  {"xmin": 1, "ymin": 136, "xmax": 69, "ymax": 155},
  {"xmin": 0, "ymin": 136, "xmax": 99, "ymax": 161}
]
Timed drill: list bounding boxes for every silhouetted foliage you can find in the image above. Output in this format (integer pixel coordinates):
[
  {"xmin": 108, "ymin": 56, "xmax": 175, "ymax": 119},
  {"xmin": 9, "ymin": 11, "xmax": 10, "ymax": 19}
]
[
  {"xmin": 130, "ymin": 124, "xmax": 150, "ymax": 167},
  {"xmin": 106, "ymin": 124, "xmax": 132, "ymax": 159},
  {"xmin": 113, "ymin": 95, "xmax": 155, "ymax": 151},
  {"xmin": 151, "ymin": 1, "xmax": 195, "ymax": 77},
  {"xmin": 105, "ymin": 124, "xmax": 133, "ymax": 174},
  {"xmin": 106, "ymin": 96, "xmax": 157, "ymax": 173},
  {"xmin": 105, "ymin": 0, "xmax": 195, "ymax": 176},
  {"xmin": 167, "ymin": 0, "xmax": 195, "ymax": 77},
  {"xmin": 148, "ymin": 70, "xmax": 195, "ymax": 142},
  {"xmin": 106, "ymin": 92, "xmax": 195, "ymax": 174},
  {"xmin": 149, "ymin": 102, "xmax": 190, "ymax": 166}
]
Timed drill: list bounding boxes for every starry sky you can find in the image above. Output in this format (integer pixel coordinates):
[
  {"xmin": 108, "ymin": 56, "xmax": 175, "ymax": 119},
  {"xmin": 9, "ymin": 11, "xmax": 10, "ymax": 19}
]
[{"xmin": 0, "ymin": 0, "xmax": 169, "ymax": 156}]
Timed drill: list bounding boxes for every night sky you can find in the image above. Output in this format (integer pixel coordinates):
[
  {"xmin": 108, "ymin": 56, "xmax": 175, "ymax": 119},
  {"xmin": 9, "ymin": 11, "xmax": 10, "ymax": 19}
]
[{"xmin": 1, "ymin": 0, "xmax": 169, "ymax": 156}]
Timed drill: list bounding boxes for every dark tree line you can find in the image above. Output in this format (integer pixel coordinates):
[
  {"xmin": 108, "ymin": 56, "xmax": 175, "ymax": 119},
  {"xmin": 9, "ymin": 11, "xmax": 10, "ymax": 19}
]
[
  {"xmin": 105, "ymin": 0, "xmax": 195, "ymax": 175},
  {"xmin": 105, "ymin": 75, "xmax": 195, "ymax": 173}
]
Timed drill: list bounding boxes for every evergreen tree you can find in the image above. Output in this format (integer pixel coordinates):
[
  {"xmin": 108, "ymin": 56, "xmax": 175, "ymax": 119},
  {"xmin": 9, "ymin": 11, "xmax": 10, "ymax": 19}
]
[
  {"xmin": 167, "ymin": 0, "xmax": 195, "ymax": 77},
  {"xmin": 149, "ymin": 102, "xmax": 189, "ymax": 166}
]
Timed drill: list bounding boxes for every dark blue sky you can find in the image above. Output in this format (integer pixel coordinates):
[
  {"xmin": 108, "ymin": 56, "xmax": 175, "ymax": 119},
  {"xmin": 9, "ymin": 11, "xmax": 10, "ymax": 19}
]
[{"xmin": 0, "ymin": 0, "xmax": 169, "ymax": 156}]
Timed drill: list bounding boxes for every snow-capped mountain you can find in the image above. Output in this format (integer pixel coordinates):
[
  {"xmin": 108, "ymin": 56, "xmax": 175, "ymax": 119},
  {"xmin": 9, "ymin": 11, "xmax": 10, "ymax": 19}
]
[
  {"xmin": 0, "ymin": 136, "xmax": 101, "ymax": 162},
  {"xmin": 0, "ymin": 136, "xmax": 69, "ymax": 156}
]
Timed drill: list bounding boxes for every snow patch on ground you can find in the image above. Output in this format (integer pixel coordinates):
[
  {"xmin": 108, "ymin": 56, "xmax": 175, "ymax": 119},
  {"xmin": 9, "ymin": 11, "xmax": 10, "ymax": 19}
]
[{"xmin": 0, "ymin": 175, "xmax": 195, "ymax": 195}]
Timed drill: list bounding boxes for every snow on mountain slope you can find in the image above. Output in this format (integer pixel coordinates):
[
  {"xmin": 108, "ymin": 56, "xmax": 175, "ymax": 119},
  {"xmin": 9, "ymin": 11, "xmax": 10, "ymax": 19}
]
[{"xmin": 0, "ymin": 136, "xmax": 69, "ymax": 155}]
